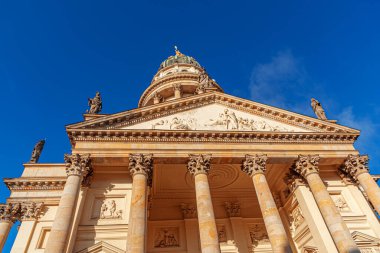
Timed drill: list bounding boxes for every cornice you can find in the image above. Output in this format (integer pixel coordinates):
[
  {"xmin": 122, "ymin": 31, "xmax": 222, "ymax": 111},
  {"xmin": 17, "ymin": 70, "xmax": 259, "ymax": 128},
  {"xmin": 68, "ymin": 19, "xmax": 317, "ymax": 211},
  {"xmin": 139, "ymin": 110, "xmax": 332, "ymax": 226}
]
[
  {"xmin": 4, "ymin": 177, "xmax": 66, "ymax": 191},
  {"xmin": 68, "ymin": 129, "xmax": 358, "ymax": 145}
]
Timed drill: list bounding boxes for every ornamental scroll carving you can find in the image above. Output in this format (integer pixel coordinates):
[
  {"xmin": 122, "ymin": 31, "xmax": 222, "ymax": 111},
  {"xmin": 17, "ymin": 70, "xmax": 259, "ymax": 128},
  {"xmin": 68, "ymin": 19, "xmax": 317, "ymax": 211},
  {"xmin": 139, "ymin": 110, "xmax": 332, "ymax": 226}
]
[
  {"xmin": 241, "ymin": 154, "xmax": 267, "ymax": 176},
  {"xmin": 128, "ymin": 154, "xmax": 153, "ymax": 185},
  {"xmin": 187, "ymin": 154, "xmax": 212, "ymax": 175},
  {"xmin": 341, "ymin": 154, "xmax": 369, "ymax": 180},
  {"xmin": 292, "ymin": 155, "xmax": 320, "ymax": 178},
  {"xmin": 0, "ymin": 202, "xmax": 44, "ymax": 222}
]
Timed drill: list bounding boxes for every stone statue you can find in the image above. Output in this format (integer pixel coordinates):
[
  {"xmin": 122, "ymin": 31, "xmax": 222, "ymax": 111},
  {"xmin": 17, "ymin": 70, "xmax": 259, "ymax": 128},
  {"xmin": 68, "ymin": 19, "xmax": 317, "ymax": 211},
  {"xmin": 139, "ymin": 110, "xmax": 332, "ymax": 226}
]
[
  {"xmin": 87, "ymin": 92, "xmax": 102, "ymax": 114},
  {"xmin": 30, "ymin": 139, "xmax": 45, "ymax": 163},
  {"xmin": 311, "ymin": 98, "xmax": 327, "ymax": 120}
]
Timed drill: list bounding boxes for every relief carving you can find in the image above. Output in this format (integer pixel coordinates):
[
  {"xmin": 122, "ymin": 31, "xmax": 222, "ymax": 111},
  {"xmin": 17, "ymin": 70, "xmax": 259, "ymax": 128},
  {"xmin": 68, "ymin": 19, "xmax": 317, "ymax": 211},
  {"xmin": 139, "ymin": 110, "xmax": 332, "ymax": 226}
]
[
  {"xmin": 148, "ymin": 107, "xmax": 295, "ymax": 132},
  {"xmin": 217, "ymin": 225, "xmax": 227, "ymax": 242},
  {"xmin": 290, "ymin": 206, "xmax": 304, "ymax": 236},
  {"xmin": 248, "ymin": 224, "xmax": 269, "ymax": 248},
  {"xmin": 99, "ymin": 200, "xmax": 122, "ymax": 219},
  {"xmin": 333, "ymin": 195, "xmax": 349, "ymax": 212},
  {"xmin": 154, "ymin": 227, "xmax": 180, "ymax": 248}
]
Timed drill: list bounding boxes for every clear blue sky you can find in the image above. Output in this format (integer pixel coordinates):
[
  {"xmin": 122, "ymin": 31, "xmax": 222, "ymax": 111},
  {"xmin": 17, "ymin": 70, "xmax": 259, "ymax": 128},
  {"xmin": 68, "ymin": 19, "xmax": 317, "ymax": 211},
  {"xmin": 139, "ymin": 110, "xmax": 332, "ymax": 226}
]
[{"xmin": 1, "ymin": 0, "xmax": 379, "ymax": 251}]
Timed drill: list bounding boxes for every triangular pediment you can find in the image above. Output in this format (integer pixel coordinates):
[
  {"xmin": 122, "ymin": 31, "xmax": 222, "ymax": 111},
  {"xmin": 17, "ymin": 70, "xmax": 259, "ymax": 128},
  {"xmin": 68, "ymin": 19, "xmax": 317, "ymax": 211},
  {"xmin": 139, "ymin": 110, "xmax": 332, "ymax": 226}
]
[
  {"xmin": 66, "ymin": 92, "xmax": 359, "ymax": 144},
  {"xmin": 351, "ymin": 231, "xmax": 380, "ymax": 246},
  {"xmin": 68, "ymin": 92, "xmax": 358, "ymax": 134},
  {"xmin": 76, "ymin": 241, "xmax": 124, "ymax": 253}
]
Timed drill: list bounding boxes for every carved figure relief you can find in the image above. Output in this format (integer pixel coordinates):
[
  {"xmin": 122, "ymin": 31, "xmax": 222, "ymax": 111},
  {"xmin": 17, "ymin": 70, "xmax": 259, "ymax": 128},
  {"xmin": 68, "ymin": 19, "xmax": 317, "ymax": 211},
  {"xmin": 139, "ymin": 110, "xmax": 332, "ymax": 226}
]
[
  {"xmin": 99, "ymin": 200, "xmax": 122, "ymax": 219},
  {"xmin": 290, "ymin": 206, "xmax": 304, "ymax": 236},
  {"xmin": 217, "ymin": 225, "xmax": 227, "ymax": 242},
  {"xmin": 87, "ymin": 91, "xmax": 102, "ymax": 114},
  {"xmin": 248, "ymin": 224, "xmax": 269, "ymax": 248},
  {"xmin": 224, "ymin": 202, "xmax": 240, "ymax": 217},
  {"xmin": 311, "ymin": 98, "xmax": 327, "ymax": 120},
  {"xmin": 139, "ymin": 105, "xmax": 301, "ymax": 132},
  {"xmin": 154, "ymin": 227, "xmax": 179, "ymax": 248},
  {"xmin": 332, "ymin": 195, "xmax": 349, "ymax": 212},
  {"xmin": 180, "ymin": 203, "xmax": 197, "ymax": 219}
]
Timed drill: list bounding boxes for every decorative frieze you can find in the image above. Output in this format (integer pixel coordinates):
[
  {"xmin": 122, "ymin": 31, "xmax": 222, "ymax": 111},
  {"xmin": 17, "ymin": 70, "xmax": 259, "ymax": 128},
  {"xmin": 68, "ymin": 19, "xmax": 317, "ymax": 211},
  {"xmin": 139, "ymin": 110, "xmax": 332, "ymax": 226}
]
[
  {"xmin": 224, "ymin": 202, "xmax": 240, "ymax": 217},
  {"xmin": 341, "ymin": 154, "xmax": 369, "ymax": 180},
  {"xmin": 187, "ymin": 154, "xmax": 212, "ymax": 176},
  {"xmin": 180, "ymin": 203, "xmax": 197, "ymax": 219},
  {"xmin": 0, "ymin": 202, "xmax": 44, "ymax": 222},
  {"xmin": 292, "ymin": 155, "xmax": 320, "ymax": 178},
  {"xmin": 241, "ymin": 154, "xmax": 267, "ymax": 176},
  {"xmin": 128, "ymin": 154, "xmax": 153, "ymax": 180}
]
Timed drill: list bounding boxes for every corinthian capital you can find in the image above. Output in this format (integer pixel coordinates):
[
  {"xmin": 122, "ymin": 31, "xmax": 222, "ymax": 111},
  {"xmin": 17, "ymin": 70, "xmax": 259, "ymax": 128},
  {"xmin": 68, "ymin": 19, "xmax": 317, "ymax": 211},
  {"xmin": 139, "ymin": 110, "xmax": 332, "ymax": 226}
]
[
  {"xmin": 0, "ymin": 203, "xmax": 21, "ymax": 222},
  {"xmin": 293, "ymin": 155, "xmax": 320, "ymax": 178},
  {"xmin": 341, "ymin": 154, "xmax": 369, "ymax": 180},
  {"xmin": 64, "ymin": 154, "xmax": 92, "ymax": 177},
  {"xmin": 128, "ymin": 154, "xmax": 153, "ymax": 180},
  {"xmin": 241, "ymin": 154, "xmax": 267, "ymax": 176},
  {"xmin": 20, "ymin": 202, "xmax": 44, "ymax": 221},
  {"xmin": 187, "ymin": 154, "xmax": 212, "ymax": 175}
]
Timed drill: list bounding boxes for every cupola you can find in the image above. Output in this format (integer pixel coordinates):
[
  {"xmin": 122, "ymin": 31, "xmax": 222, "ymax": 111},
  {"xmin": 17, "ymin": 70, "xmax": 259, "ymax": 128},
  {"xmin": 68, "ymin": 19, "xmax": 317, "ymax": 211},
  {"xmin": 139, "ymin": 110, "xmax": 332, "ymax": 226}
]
[{"xmin": 138, "ymin": 47, "xmax": 224, "ymax": 107}]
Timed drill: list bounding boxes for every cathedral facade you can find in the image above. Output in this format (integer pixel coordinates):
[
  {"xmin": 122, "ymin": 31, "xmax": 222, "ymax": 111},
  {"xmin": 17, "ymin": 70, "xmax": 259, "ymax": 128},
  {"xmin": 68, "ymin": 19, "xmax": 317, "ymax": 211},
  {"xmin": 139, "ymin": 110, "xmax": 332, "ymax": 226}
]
[{"xmin": 1, "ymin": 49, "xmax": 380, "ymax": 253}]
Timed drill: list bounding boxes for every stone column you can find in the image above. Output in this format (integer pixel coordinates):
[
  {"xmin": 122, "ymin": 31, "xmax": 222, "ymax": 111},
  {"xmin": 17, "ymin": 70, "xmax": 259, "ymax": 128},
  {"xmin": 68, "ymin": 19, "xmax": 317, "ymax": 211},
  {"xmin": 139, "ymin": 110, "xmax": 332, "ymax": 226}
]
[
  {"xmin": 293, "ymin": 155, "xmax": 359, "ymax": 253},
  {"xmin": 341, "ymin": 154, "xmax": 380, "ymax": 214},
  {"xmin": 126, "ymin": 154, "xmax": 153, "ymax": 253},
  {"xmin": 45, "ymin": 154, "xmax": 92, "ymax": 253},
  {"xmin": 0, "ymin": 203, "xmax": 21, "ymax": 251},
  {"xmin": 241, "ymin": 155, "xmax": 291, "ymax": 253},
  {"xmin": 187, "ymin": 154, "xmax": 220, "ymax": 253}
]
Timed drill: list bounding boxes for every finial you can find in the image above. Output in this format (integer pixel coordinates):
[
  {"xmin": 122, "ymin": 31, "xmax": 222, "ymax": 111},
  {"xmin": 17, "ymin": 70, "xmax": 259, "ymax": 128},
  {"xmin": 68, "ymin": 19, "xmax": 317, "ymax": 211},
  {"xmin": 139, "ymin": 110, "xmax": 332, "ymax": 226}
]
[{"xmin": 174, "ymin": 45, "xmax": 183, "ymax": 56}]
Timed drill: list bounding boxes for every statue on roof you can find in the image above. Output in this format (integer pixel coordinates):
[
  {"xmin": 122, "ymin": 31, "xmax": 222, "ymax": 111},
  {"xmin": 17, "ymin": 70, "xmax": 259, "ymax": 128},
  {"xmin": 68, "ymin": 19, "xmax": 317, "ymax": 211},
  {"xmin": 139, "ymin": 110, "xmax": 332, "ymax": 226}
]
[
  {"xmin": 174, "ymin": 45, "xmax": 184, "ymax": 56},
  {"xmin": 87, "ymin": 91, "xmax": 102, "ymax": 114},
  {"xmin": 311, "ymin": 98, "xmax": 327, "ymax": 120},
  {"xmin": 30, "ymin": 139, "xmax": 45, "ymax": 163}
]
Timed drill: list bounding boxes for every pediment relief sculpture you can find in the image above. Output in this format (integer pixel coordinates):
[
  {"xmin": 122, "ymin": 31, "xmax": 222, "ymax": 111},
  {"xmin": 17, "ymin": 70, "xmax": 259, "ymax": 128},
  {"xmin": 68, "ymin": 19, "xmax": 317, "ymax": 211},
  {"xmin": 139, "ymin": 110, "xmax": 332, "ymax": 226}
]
[{"xmin": 124, "ymin": 104, "xmax": 307, "ymax": 132}]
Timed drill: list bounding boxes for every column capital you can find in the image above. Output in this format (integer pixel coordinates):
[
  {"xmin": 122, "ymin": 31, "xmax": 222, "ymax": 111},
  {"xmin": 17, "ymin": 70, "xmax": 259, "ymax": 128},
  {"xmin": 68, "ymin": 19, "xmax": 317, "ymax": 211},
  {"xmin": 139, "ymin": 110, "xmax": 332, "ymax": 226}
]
[
  {"xmin": 187, "ymin": 154, "xmax": 212, "ymax": 176},
  {"xmin": 224, "ymin": 202, "xmax": 241, "ymax": 217},
  {"xmin": 341, "ymin": 154, "xmax": 369, "ymax": 180},
  {"xmin": 180, "ymin": 203, "xmax": 197, "ymax": 219},
  {"xmin": 0, "ymin": 202, "xmax": 43, "ymax": 222},
  {"xmin": 128, "ymin": 154, "xmax": 153, "ymax": 180},
  {"xmin": 64, "ymin": 154, "xmax": 92, "ymax": 178},
  {"xmin": 241, "ymin": 154, "xmax": 267, "ymax": 176},
  {"xmin": 292, "ymin": 155, "xmax": 320, "ymax": 178},
  {"xmin": 20, "ymin": 202, "xmax": 44, "ymax": 221}
]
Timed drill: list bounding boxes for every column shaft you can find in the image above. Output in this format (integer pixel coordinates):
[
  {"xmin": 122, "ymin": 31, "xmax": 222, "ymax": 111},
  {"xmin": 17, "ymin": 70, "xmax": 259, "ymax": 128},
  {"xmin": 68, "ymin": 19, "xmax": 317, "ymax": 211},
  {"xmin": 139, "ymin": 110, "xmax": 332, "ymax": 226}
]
[
  {"xmin": 194, "ymin": 173, "xmax": 220, "ymax": 253},
  {"xmin": 251, "ymin": 173, "xmax": 290, "ymax": 253},
  {"xmin": 306, "ymin": 173, "xmax": 358, "ymax": 252},
  {"xmin": 0, "ymin": 220, "xmax": 13, "ymax": 251},
  {"xmin": 357, "ymin": 172, "xmax": 380, "ymax": 214},
  {"xmin": 45, "ymin": 175, "xmax": 82, "ymax": 253},
  {"xmin": 127, "ymin": 173, "xmax": 148, "ymax": 253}
]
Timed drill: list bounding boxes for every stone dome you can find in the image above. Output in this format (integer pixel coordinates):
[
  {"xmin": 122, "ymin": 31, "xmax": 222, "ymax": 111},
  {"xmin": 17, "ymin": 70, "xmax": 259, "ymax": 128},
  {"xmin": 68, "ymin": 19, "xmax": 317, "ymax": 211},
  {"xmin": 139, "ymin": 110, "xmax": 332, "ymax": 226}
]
[{"xmin": 138, "ymin": 48, "xmax": 224, "ymax": 107}]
